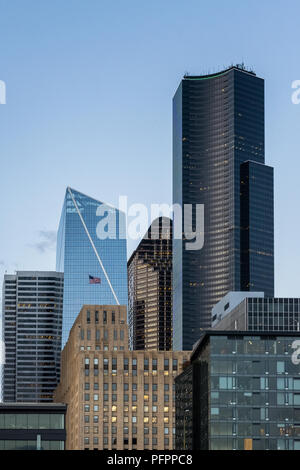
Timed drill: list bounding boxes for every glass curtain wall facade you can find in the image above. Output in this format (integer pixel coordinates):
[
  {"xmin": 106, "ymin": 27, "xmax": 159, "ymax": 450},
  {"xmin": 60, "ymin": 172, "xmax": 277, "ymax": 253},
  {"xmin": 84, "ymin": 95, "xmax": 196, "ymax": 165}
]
[
  {"xmin": 127, "ymin": 217, "xmax": 172, "ymax": 351},
  {"xmin": 2, "ymin": 271, "xmax": 63, "ymax": 402},
  {"xmin": 173, "ymin": 65, "xmax": 274, "ymax": 350},
  {"xmin": 176, "ymin": 331, "xmax": 300, "ymax": 450},
  {"xmin": 0, "ymin": 403, "xmax": 66, "ymax": 450},
  {"xmin": 56, "ymin": 188, "xmax": 128, "ymax": 348}
]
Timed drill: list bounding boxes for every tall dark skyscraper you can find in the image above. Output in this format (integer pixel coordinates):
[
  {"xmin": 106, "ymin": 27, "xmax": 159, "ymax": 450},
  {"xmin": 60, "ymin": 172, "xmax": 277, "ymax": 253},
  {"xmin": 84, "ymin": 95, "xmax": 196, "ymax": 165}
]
[
  {"xmin": 173, "ymin": 64, "xmax": 274, "ymax": 350},
  {"xmin": 128, "ymin": 217, "xmax": 172, "ymax": 350},
  {"xmin": 1, "ymin": 271, "xmax": 63, "ymax": 402}
]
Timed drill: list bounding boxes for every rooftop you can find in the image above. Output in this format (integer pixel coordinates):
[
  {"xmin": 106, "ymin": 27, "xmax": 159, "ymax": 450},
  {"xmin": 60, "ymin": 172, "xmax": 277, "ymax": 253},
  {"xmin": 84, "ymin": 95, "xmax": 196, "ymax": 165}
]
[{"xmin": 184, "ymin": 63, "xmax": 256, "ymax": 81}]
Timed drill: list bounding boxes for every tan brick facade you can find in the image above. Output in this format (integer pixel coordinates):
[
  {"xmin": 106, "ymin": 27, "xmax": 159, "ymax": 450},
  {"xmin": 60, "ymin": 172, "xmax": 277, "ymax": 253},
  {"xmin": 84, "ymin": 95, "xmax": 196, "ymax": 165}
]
[{"xmin": 54, "ymin": 305, "xmax": 190, "ymax": 450}]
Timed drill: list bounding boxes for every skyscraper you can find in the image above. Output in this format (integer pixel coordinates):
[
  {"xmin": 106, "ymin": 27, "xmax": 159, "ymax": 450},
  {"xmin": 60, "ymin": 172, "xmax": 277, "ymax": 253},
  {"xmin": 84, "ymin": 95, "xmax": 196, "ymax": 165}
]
[
  {"xmin": 2, "ymin": 271, "xmax": 63, "ymax": 402},
  {"xmin": 173, "ymin": 64, "xmax": 274, "ymax": 350},
  {"xmin": 127, "ymin": 217, "xmax": 172, "ymax": 351},
  {"xmin": 56, "ymin": 187, "xmax": 128, "ymax": 347}
]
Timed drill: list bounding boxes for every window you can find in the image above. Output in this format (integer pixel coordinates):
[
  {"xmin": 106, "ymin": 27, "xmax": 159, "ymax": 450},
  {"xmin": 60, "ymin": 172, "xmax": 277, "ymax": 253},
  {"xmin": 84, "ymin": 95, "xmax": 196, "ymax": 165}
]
[
  {"xmin": 103, "ymin": 311, "xmax": 107, "ymax": 324},
  {"xmin": 94, "ymin": 394, "xmax": 99, "ymax": 401},
  {"xmin": 112, "ymin": 358, "xmax": 117, "ymax": 375},
  {"xmin": 84, "ymin": 394, "xmax": 90, "ymax": 401},
  {"xmin": 95, "ymin": 311, "xmax": 99, "ymax": 324},
  {"xmin": 112, "ymin": 311, "xmax": 115, "ymax": 324},
  {"xmin": 86, "ymin": 311, "xmax": 90, "ymax": 324}
]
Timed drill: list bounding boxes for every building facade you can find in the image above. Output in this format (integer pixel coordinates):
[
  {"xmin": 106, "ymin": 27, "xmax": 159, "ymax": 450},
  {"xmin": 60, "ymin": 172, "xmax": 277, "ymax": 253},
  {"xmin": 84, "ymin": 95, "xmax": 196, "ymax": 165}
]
[
  {"xmin": 175, "ymin": 330, "xmax": 300, "ymax": 450},
  {"xmin": 212, "ymin": 292, "xmax": 300, "ymax": 332},
  {"xmin": 0, "ymin": 403, "xmax": 66, "ymax": 450},
  {"xmin": 1, "ymin": 271, "xmax": 63, "ymax": 402},
  {"xmin": 56, "ymin": 187, "xmax": 128, "ymax": 347},
  {"xmin": 173, "ymin": 65, "xmax": 274, "ymax": 350},
  {"xmin": 54, "ymin": 305, "xmax": 190, "ymax": 450},
  {"xmin": 128, "ymin": 217, "xmax": 172, "ymax": 351}
]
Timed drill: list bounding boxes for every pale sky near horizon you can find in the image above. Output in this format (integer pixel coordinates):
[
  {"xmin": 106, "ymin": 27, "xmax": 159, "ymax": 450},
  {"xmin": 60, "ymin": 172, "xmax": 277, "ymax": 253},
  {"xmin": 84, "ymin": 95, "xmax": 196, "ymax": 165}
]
[{"xmin": 0, "ymin": 0, "xmax": 300, "ymax": 300}]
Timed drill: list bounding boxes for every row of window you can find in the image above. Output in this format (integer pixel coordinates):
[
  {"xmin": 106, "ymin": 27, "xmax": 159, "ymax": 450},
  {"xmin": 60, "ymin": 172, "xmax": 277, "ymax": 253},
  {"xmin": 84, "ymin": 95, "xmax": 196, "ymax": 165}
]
[
  {"xmin": 81, "ymin": 328, "xmax": 124, "ymax": 341},
  {"xmin": 83, "ymin": 436, "xmax": 171, "ymax": 446},
  {"xmin": 84, "ymin": 393, "xmax": 172, "ymax": 402}
]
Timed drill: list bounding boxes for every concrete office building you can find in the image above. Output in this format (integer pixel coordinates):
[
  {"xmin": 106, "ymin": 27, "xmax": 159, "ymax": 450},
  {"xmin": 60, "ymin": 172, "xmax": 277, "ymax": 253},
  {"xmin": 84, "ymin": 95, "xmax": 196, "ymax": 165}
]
[{"xmin": 54, "ymin": 305, "xmax": 190, "ymax": 450}]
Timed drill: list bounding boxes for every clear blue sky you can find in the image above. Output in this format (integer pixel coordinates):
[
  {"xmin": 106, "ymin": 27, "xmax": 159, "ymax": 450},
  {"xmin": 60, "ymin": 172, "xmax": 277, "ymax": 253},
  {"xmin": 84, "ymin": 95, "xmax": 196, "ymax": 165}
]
[{"xmin": 0, "ymin": 0, "xmax": 299, "ymax": 297}]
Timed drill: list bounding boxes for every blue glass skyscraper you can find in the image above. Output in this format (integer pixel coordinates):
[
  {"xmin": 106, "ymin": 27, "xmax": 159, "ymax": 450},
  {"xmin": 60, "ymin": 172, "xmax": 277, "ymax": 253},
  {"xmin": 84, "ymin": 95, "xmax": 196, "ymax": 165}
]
[{"xmin": 56, "ymin": 187, "xmax": 128, "ymax": 347}]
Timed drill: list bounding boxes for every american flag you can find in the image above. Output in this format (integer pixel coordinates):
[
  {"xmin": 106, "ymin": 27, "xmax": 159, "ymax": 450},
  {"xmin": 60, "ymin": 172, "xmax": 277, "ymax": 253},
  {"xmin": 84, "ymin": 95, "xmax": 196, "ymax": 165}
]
[{"xmin": 89, "ymin": 275, "xmax": 101, "ymax": 284}]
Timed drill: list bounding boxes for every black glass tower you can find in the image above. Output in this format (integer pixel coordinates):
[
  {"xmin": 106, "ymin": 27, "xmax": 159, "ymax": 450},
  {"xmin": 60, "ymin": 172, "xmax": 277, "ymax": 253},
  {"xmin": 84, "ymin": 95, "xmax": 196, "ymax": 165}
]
[{"xmin": 173, "ymin": 65, "xmax": 274, "ymax": 350}]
